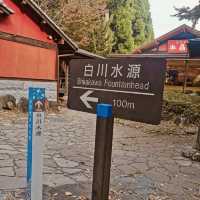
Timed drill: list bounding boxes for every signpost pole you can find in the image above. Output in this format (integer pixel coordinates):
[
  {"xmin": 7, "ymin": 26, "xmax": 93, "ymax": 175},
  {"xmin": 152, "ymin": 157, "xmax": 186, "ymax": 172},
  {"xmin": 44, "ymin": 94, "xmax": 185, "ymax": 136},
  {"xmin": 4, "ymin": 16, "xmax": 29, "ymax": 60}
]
[
  {"xmin": 92, "ymin": 104, "xmax": 114, "ymax": 200},
  {"xmin": 27, "ymin": 87, "xmax": 45, "ymax": 200}
]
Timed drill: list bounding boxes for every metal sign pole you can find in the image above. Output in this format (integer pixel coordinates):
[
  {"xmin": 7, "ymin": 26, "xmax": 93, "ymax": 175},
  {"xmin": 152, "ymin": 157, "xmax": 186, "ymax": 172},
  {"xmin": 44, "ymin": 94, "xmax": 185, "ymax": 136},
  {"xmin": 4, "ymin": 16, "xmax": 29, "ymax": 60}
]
[
  {"xmin": 92, "ymin": 104, "xmax": 114, "ymax": 200},
  {"xmin": 27, "ymin": 88, "xmax": 45, "ymax": 200}
]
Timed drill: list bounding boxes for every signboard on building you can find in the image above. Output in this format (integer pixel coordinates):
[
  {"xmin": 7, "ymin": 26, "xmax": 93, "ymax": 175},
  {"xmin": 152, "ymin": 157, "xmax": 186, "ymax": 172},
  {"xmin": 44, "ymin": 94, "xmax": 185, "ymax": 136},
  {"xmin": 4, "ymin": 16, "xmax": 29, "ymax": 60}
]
[
  {"xmin": 68, "ymin": 58, "xmax": 166, "ymax": 125},
  {"xmin": 168, "ymin": 40, "xmax": 188, "ymax": 53}
]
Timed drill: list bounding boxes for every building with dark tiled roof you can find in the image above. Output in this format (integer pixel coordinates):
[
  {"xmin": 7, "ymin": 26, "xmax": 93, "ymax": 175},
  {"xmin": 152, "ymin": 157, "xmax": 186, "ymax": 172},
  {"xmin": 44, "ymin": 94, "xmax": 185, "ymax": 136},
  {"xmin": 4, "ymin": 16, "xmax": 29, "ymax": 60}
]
[{"xmin": 110, "ymin": 24, "xmax": 200, "ymax": 86}]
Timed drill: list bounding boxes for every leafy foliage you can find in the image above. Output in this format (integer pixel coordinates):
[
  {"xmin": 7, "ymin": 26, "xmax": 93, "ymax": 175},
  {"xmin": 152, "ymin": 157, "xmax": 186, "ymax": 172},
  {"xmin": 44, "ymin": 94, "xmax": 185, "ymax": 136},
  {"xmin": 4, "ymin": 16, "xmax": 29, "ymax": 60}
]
[
  {"xmin": 109, "ymin": 0, "xmax": 154, "ymax": 53},
  {"xmin": 173, "ymin": 2, "xmax": 200, "ymax": 29},
  {"xmin": 35, "ymin": 0, "xmax": 113, "ymax": 55},
  {"xmin": 34, "ymin": 0, "xmax": 154, "ymax": 55},
  {"xmin": 88, "ymin": 20, "xmax": 114, "ymax": 56},
  {"xmin": 163, "ymin": 90, "xmax": 200, "ymax": 125},
  {"xmin": 132, "ymin": 0, "xmax": 154, "ymax": 47},
  {"xmin": 109, "ymin": 0, "xmax": 134, "ymax": 53}
]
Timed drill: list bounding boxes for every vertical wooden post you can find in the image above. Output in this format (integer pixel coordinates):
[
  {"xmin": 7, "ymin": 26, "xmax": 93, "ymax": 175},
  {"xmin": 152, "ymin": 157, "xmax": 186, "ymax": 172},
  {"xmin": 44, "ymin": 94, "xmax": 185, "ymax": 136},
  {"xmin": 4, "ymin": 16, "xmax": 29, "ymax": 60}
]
[
  {"xmin": 183, "ymin": 60, "xmax": 189, "ymax": 93},
  {"xmin": 195, "ymin": 126, "xmax": 200, "ymax": 151},
  {"xmin": 61, "ymin": 60, "xmax": 68, "ymax": 98},
  {"xmin": 57, "ymin": 50, "xmax": 60, "ymax": 102},
  {"xmin": 92, "ymin": 104, "xmax": 114, "ymax": 200},
  {"xmin": 65, "ymin": 64, "xmax": 69, "ymax": 98}
]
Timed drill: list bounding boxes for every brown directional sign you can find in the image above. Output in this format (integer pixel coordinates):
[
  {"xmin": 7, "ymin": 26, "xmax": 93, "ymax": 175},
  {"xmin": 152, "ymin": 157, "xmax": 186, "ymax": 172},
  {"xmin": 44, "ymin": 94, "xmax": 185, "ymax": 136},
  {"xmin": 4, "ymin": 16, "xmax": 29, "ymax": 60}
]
[{"xmin": 68, "ymin": 58, "xmax": 166, "ymax": 125}]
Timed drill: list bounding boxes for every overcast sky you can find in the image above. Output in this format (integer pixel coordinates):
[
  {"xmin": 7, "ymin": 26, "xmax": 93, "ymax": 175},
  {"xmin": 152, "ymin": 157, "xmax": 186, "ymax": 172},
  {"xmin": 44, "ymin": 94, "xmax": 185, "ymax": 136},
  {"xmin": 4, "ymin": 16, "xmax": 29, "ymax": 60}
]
[{"xmin": 149, "ymin": 0, "xmax": 200, "ymax": 38}]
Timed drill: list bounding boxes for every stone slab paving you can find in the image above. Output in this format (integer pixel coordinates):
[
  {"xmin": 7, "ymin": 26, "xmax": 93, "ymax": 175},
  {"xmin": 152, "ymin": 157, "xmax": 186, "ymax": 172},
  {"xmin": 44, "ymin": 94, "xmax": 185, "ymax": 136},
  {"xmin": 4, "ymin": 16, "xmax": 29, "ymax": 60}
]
[{"xmin": 0, "ymin": 109, "xmax": 199, "ymax": 199}]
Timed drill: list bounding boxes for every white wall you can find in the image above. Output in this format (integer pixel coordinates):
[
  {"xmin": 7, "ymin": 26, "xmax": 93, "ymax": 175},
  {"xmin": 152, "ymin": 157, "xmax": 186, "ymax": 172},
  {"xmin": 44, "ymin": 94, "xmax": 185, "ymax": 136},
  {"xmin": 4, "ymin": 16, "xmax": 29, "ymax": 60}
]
[{"xmin": 0, "ymin": 79, "xmax": 57, "ymax": 102}]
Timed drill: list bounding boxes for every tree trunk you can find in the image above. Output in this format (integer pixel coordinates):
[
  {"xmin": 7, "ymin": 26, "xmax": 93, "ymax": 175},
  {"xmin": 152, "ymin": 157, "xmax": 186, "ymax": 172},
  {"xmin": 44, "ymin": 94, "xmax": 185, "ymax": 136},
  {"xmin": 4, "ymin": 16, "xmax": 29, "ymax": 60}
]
[{"xmin": 195, "ymin": 126, "xmax": 200, "ymax": 151}]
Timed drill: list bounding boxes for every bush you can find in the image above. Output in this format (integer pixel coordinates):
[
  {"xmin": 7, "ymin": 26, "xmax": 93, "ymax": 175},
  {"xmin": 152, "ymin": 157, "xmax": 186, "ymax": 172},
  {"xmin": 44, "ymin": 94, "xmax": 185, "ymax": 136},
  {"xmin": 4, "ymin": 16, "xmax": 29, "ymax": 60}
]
[
  {"xmin": 0, "ymin": 95, "xmax": 16, "ymax": 110},
  {"xmin": 162, "ymin": 91, "xmax": 200, "ymax": 125}
]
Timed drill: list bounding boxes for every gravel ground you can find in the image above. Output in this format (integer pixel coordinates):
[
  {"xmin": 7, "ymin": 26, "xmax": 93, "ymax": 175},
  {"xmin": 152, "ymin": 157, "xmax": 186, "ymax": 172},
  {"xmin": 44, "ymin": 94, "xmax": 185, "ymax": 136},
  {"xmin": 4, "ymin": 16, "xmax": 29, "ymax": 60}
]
[{"xmin": 0, "ymin": 109, "xmax": 199, "ymax": 200}]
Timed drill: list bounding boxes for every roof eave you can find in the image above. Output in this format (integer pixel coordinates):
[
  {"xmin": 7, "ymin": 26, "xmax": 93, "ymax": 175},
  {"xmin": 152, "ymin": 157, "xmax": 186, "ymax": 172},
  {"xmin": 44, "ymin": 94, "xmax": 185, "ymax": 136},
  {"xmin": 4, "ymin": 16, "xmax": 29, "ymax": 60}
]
[
  {"xmin": 0, "ymin": 2, "xmax": 14, "ymax": 15},
  {"xmin": 25, "ymin": 0, "xmax": 78, "ymax": 51},
  {"xmin": 135, "ymin": 24, "xmax": 200, "ymax": 53},
  {"xmin": 76, "ymin": 49, "xmax": 105, "ymax": 59},
  {"xmin": 15, "ymin": 0, "xmax": 104, "ymax": 59},
  {"xmin": 109, "ymin": 53, "xmax": 189, "ymax": 59}
]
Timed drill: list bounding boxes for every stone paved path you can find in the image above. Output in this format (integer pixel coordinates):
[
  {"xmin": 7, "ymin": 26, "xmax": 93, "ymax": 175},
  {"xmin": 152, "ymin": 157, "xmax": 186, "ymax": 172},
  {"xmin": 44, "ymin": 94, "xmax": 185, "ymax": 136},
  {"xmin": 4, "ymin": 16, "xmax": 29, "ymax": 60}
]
[{"xmin": 0, "ymin": 109, "xmax": 200, "ymax": 199}]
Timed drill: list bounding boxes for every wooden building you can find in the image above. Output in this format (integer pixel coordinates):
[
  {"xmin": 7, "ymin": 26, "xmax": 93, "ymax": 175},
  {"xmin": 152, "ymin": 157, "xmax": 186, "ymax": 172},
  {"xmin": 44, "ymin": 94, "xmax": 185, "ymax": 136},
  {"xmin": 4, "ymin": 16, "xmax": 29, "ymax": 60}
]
[
  {"xmin": 111, "ymin": 24, "xmax": 200, "ymax": 85},
  {"xmin": 133, "ymin": 24, "xmax": 200, "ymax": 55},
  {"xmin": 0, "ymin": 0, "xmax": 102, "ymax": 102}
]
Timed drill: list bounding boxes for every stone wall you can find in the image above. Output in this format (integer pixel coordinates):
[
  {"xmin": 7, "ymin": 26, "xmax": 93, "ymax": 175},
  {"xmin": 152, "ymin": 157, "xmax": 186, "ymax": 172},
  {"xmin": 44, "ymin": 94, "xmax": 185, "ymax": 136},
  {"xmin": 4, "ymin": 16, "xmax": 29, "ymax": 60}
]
[{"xmin": 0, "ymin": 79, "xmax": 57, "ymax": 102}]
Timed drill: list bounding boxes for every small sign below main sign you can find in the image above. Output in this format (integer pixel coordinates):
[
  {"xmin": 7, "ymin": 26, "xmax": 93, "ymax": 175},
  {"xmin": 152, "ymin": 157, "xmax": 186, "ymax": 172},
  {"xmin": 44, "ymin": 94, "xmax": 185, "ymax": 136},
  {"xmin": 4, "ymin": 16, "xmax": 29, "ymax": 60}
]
[{"xmin": 68, "ymin": 58, "xmax": 166, "ymax": 125}]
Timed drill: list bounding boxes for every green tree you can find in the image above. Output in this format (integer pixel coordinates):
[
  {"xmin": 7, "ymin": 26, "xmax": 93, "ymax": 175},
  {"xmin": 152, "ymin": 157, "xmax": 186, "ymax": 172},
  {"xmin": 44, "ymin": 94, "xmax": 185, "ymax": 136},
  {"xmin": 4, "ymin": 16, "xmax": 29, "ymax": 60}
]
[
  {"xmin": 89, "ymin": 19, "xmax": 114, "ymax": 56},
  {"xmin": 109, "ymin": 0, "xmax": 135, "ymax": 53},
  {"xmin": 132, "ymin": 0, "xmax": 154, "ymax": 47},
  {"xmin": 108, "ymin": 0, "xmax": 154, "ymax": 53},
  {"xmin": 35, "ymin": 0, "xmax": 154, "ymax": 54},
  {"xmin": 108, "ymin": 0, "xmax": 128, "ymax": 11},
  {"xmin": 174, "ymin": 1, "xmax": 200, "ymax": 29}
]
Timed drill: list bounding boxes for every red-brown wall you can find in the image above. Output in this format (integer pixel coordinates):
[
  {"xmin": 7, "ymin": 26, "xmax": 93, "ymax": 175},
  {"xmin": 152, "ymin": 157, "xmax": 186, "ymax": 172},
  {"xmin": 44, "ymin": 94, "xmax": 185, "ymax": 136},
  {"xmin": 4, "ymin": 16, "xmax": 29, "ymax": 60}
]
[
  {"xmin": 0, "ymin": 39, "xmax": 57, "ymax": 80},
  {"xmin": 0, "ymin": 0, "xmax": 54, "ymax": 43},
  {"xmin": 0, "ymin": 0, "xmax": 58, "ymax": 81}
]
